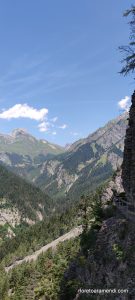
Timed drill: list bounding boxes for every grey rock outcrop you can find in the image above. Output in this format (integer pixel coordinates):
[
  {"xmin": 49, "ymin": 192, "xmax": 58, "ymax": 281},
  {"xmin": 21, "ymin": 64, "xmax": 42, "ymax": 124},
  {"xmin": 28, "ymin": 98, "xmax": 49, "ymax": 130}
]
[{"xmin": 122, "ymin": 91, "xmax": 135, "ymax": 207}]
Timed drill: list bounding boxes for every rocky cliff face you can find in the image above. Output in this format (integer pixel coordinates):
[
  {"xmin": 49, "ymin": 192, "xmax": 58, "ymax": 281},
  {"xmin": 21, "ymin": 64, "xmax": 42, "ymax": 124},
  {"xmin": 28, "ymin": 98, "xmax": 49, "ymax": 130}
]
[
  {"xmin": 60, "ymin": 92, "xmax": 135, "ymax": 300},
  {"xmin": 62, "ymin": 217, "xmax": 135, "ymax": 300},
  {"xmin": 60, "ymin": 170, "xmax": 135, "ymax": 299},
  {"xmin": 122, "ymin": 91, "xmax": 135, "ymax": 207}
]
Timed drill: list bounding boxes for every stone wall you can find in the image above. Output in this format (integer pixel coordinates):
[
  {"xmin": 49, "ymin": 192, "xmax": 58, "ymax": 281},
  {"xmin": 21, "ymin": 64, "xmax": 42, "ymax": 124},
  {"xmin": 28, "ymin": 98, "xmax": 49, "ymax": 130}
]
[{"xmin": 122, "ymin": 90, "xmax": 135, "ymax": 206}]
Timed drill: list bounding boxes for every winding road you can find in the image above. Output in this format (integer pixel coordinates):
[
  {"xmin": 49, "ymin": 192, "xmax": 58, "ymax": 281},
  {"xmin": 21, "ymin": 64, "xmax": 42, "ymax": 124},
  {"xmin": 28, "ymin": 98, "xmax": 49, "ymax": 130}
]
[{"xmin": 5, "ymin": 225, "xmax": 83, "ymax": 273}]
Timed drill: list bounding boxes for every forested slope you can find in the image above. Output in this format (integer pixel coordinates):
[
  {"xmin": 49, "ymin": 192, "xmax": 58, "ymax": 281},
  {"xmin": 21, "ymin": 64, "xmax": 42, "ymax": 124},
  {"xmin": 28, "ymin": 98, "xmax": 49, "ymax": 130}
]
[{"xmin": 0, "ymin": 164, "xmax": 53, "ymax": 241}]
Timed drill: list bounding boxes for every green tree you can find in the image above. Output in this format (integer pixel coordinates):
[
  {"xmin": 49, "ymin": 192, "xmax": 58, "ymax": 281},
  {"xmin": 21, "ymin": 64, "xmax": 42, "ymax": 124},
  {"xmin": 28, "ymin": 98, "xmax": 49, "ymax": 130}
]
[
  {"xmin": 119, "ymin": 5, "xmax": 135, "ymax": 77},
  {"xmin": 78, "ymin": 195, "xmax": 89, "ymax": 232},
  {"xmin": 0, "ymin": 266, "xmax": 8, "ymax": 299}
]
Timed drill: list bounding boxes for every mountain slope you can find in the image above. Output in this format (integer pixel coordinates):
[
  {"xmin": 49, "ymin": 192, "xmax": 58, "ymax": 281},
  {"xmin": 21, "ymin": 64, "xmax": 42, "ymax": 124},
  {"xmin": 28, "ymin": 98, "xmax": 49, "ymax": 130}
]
[
  {"xmin": 0, "ymin": 128, "xmax": 64, "ymax": 157},
  {"xmin": 35, "ymin": 113, "xmax": 128, "ymax": 201},
  {"xmin": 0, "ymin": 164, "xmax": 52, "ymax": 240},
  {"xmin": 5, "ymin": 226, "xmax": 83, "ymax": 272},
  {"xmin": 0, "ymin": 129, "xmax": 64, "ymax": 180}
]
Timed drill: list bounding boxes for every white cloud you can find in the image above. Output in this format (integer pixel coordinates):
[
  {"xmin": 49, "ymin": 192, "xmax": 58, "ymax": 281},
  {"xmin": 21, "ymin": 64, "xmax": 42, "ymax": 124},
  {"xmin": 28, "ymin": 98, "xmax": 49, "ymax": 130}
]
[
  {"xmin": 0, "ymin": 103, "xmax": 69, "ymax": 136},
  {"xmin": 38, "ymin": 121, "xmax": 50, "ymax": 132},
  {"xmin": 0, "ymin": 103, "xmax": 48, "ymax": 121},
  {"xmin": 118, "ymin": 96, "xmax": 130, "ymax": 112},
  {"xmin": 59, "ymin": 124, "xmax": 68, "ymax": 129}
]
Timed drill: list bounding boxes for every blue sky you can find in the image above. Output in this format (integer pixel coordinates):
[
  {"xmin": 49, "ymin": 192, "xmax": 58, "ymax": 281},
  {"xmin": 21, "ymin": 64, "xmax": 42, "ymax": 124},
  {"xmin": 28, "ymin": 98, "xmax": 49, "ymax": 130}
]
[{"xmin": 0, "ymin": 0, "xmax": 133, "ymax": 146}]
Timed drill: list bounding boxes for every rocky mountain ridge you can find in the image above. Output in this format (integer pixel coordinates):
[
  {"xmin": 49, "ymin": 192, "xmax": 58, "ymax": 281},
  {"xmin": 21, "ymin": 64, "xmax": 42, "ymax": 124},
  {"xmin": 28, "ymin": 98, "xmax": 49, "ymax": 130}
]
[
  {"xmin": 0, "ymin": 128, "xmax": 64, "ymax": 160},
  {"xmin": 0, "ymin": 113, "xmax": 128, "ymax": 203},
  {"xmin": 35, "ymin": 112, "xmax": 128, "ymax": 201}
]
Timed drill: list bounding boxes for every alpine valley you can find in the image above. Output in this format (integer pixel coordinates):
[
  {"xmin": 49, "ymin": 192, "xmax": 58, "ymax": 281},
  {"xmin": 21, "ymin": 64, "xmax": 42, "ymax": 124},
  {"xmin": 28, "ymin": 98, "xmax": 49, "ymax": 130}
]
[
  {"xmin": 1, "ymin": 108, "xmax": 135, "ymax": 300},
  {"xmin": 0, "ymin": 112, "xmax": 128, "ymax": 204},
  {"xmin": 0, "ymin": 2, "xmax": 134, "ymax": 299}
]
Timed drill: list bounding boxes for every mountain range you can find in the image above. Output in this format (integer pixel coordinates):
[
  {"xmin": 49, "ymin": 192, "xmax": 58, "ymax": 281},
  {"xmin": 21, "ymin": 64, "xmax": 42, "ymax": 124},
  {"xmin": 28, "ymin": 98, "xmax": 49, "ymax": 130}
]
[
  {"xmin": 0, "ymin": 112, "xmax": 128, "ymax": 204},
  {"xmin": 36, "ymin": 113, "xmax": 127, "ymax": 202}
]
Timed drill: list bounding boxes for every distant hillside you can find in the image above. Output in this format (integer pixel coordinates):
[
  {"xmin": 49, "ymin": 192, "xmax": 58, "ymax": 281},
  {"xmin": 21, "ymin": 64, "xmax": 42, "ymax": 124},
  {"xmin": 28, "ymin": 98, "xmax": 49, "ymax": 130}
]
[
  {"xmin": 0, "ymin": 164, "xmax": 53, "ymax": 241},
  {"xmin": 0, "ymin": 129, "xmax": 64, "ymax": 180},
  {"xmin": 35, "ymin": 113, "xmax": 128, "ymax": 202},
  {"xmin": 0, "ymin": 128, "xmax": 64, "ymax": 156}
]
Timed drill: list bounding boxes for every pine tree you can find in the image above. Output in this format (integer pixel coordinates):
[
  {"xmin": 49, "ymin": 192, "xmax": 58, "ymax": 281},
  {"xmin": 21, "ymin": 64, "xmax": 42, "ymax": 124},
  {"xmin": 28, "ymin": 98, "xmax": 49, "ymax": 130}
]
[{"xmin": 119, "ymin": 5, "xmax": 135, "ymax": 78}]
